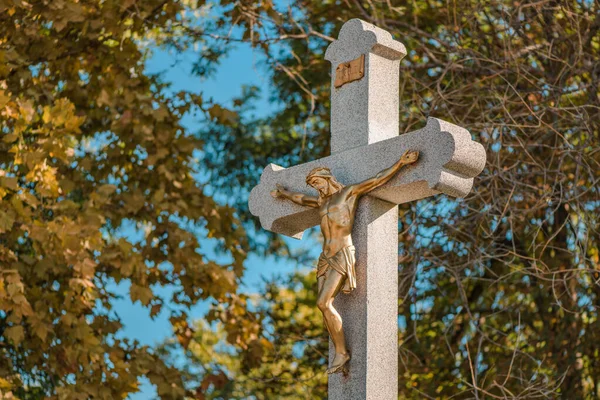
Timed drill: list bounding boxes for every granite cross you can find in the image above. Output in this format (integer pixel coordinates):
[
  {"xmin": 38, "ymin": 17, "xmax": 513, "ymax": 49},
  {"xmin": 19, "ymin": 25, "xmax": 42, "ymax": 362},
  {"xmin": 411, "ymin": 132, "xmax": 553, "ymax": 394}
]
[{"xmin": 248, "ymin": 19, "xmax": 486, "ymax": 400}]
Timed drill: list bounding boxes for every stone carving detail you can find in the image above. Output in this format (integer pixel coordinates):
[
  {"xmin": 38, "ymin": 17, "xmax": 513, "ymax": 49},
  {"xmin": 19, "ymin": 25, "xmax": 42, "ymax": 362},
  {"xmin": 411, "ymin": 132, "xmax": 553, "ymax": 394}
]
[{"xmin": 334, "ymin": 54, "xmax": 365, "ymax": 88}]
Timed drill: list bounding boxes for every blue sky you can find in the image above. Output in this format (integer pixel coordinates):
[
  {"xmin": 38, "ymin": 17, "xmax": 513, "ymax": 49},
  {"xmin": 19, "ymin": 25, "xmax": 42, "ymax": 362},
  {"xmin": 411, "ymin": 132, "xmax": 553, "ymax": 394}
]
[{"xmin": 110, "ymin": 41, "xmax": 318, "ymax": 399}]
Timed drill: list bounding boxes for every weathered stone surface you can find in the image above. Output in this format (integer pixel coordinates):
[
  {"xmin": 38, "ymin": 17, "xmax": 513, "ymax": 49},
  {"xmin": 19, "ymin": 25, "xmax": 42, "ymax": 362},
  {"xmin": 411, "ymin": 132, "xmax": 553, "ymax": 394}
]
[
  {"xmin": 324, "ymin": 18, "xmax": 406, "ymax": 65},
  {"xmin": 328, "ymin": 197, "xmax": 398, "ymax": 400},
  {"xmin": 248, "ymin": 117, "xmax": 486, "ymax": 239},
  {"xmin": 325, "ymin": 19, "xmax": 407, "ymax": 153}
]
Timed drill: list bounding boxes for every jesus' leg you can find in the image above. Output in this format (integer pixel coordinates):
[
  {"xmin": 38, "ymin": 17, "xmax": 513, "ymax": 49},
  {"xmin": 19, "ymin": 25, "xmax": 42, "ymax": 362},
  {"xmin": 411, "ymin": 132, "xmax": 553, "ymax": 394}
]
[
  {"xmin": 317, "ymin": 274, "xmax": 340, "ymax": 349},
  {"xmin": 317, "ymin": 275, "xmax": 333, "ymax": 336},
  {"xmin": 317, "ymin": 268, "xmax": 350, "ymax": 374}
]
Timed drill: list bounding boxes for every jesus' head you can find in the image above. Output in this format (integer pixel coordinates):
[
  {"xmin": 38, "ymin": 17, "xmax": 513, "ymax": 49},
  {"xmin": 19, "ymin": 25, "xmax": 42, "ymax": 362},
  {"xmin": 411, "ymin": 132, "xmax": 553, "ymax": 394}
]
[{"xmin": 306, "ymin": 167, "xmax": 344, "ymax": 197}]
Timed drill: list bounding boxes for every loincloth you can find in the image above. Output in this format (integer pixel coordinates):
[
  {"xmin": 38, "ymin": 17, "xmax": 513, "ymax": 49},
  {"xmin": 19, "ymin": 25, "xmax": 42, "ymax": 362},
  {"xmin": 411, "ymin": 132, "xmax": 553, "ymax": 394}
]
[{"xmin": 316, "ymin": 245, "xmax": 356, "ymax": 294}]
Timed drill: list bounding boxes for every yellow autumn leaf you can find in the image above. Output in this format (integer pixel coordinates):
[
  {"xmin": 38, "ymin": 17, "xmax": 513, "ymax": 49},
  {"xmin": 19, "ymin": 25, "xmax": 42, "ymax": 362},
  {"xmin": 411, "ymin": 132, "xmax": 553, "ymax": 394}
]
[
  {"xmin": 18, "ymin": 100, "xmax": 35, "ymax": 123},
  {"xmin": 31, "ymin": 318, "xmax": 50, "ymax": 342},
  {"xmin": 130, "ymin": 284, "xmax": 153, "ymax": 306},
  {"xmin": 42, "ymin": 105, "xmax": 52, "ymax": 124},
  {"xmin": 0, "ymin": 377, "xmax": 12, "ymax": 390},
  {"xmin": 0, "ymin": 210, "xmax": 14, "ymax": 233},
  {"xmin": 0, "ymin": 90, "xmax": 10, "ymax": 109},
  {"xmin": 4, "ymin": 325, "xmax": 24, "ymax": 345}
]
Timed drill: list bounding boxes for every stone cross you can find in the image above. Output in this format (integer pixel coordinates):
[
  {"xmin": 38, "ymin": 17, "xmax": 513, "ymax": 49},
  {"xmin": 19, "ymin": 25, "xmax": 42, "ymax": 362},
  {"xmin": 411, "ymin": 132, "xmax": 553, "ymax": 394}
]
[{"xmin": 248, "ymin": 19, "xmax": 486, "ymax": 400}]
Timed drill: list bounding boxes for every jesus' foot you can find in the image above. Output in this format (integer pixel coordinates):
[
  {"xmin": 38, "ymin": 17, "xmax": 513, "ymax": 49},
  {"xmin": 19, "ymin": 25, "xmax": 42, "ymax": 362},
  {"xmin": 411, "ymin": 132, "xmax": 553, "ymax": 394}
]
[{"xmin": 326, "ymin": 352, "xmax": 350, "ymax": 375}]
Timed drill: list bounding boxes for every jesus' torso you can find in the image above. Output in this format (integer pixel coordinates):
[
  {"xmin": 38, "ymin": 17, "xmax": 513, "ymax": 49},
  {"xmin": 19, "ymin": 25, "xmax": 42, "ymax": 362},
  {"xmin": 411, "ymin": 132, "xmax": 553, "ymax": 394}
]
[{"xmin": 319, "ymin": 187, "xmax": 359, "ymax": 257}]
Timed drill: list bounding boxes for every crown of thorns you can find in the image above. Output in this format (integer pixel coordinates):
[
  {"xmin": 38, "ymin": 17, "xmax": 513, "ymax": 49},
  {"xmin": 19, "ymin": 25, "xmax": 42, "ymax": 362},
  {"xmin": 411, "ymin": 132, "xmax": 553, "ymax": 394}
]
[{"xmin": 306, "ymin": 167, "xmax": 334, "ymax": 185}]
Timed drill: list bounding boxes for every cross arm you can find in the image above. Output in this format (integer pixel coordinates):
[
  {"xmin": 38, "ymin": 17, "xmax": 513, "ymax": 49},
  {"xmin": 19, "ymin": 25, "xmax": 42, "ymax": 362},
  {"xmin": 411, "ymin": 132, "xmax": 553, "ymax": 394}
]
[
  {"xmin": 248, "ymin": 117, "xmax": 486, "ymax": 239},
  {"xmin": 349, "ymin": 150, "xmax": 417, "ymax": 196}
]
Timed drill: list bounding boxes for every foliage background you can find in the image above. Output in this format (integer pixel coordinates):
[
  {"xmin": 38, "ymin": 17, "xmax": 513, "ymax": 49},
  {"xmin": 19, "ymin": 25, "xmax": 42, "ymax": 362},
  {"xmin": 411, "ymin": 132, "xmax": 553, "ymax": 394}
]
[{"xmin": 1, "ymin": 0, "xmax": 599, "ymax": 399}]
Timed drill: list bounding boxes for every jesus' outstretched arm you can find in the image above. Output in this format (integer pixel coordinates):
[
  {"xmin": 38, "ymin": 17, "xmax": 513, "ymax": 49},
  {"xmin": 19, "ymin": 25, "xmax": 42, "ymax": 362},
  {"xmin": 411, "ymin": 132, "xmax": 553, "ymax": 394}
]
[
  {"xmin": 271, "ymin": 184, "xmax": 319, "ymax": 208},
  {"xmin": 350, "ymin": 150, "xmax": 419, "ymax": 197}
]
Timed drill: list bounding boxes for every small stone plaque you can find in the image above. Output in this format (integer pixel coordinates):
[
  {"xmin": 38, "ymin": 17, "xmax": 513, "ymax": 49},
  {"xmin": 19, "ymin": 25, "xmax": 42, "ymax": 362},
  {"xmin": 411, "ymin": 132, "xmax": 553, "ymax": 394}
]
[{"xmin": 334, "ymin": 54, "xmax": 365, "ymax": 88}]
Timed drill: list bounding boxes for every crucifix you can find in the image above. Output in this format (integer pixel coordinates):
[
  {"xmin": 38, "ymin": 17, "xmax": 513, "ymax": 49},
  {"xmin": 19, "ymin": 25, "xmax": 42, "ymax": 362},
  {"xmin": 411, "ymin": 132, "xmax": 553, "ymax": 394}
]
[{"xmin": 248, "ymin": 19, "xmax": 486, "ymax": 399}]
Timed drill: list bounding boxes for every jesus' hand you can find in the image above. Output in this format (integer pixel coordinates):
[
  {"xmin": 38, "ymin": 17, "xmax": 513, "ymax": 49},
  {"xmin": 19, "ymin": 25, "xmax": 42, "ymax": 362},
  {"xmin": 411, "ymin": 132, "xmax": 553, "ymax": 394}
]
[
  {"xmin": 400, "ymin": 150, "xmax": 419, "ymax": 165},
  {"xmin": 270, "ymin": 183, "xmax": 286, "ymax": 198}
]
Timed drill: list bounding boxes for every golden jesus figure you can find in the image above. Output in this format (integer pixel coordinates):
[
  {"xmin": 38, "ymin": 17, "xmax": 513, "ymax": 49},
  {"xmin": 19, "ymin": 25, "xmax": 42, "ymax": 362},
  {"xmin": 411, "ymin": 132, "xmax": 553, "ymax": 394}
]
[{"xmin": 271, "ymin": 150, "xmax": 419, "ymax": 374}]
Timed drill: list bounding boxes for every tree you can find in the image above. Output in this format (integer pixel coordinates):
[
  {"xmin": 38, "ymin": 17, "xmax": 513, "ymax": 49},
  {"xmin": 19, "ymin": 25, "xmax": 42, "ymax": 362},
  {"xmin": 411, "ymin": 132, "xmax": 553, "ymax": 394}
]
[
  {"xmin": 0, "ymin": 1, "xmax": 255, "ymax": 398},
  {"xmin": 157, "ymin": 272, "xmax": 327, "ymax": 399},
  {"xmin": 183, "ymin": 0, "xmax": 600, "ymax": 398}
]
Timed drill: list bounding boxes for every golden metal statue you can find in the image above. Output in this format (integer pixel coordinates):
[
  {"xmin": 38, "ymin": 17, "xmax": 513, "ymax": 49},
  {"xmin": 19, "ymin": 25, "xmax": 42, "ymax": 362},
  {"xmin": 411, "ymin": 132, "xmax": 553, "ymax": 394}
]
[{"xmin": 271, "ymin": 150, "xmax": 419, "ymax": 374}]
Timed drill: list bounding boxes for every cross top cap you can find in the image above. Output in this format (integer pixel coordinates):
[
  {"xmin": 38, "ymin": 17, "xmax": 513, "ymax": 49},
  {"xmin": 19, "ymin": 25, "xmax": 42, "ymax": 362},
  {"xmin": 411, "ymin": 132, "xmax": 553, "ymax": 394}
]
[{"xmin": 324, "ymin": 19, "xmax": 407, "ymax": 65}]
